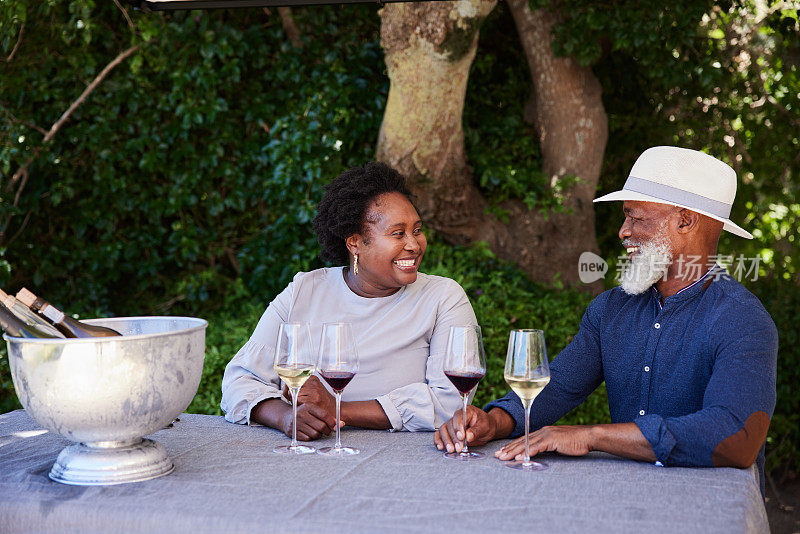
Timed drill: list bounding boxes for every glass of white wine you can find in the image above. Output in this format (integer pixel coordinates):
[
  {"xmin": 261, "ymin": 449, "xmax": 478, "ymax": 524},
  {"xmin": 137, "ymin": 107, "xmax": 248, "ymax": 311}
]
[
  {"xmin": 273, "ymin": 322, "xmax": 317, "ymax": 455},
  {"xmin": 503, "ymin": 329, "xmax": 551, "ymax": 471}
]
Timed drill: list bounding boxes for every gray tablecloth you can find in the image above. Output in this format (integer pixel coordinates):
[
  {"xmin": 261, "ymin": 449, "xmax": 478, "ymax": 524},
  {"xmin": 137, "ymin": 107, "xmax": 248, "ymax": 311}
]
[{"xmin": 0, "ymin": 410, "xmax": 768, "ymax": 533}]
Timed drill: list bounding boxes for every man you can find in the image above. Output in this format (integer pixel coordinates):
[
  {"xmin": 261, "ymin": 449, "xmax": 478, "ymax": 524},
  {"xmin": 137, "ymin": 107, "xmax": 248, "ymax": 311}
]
[{"xmin": 434, "ymin": 146, "xmax": 778, "ymax": 495}]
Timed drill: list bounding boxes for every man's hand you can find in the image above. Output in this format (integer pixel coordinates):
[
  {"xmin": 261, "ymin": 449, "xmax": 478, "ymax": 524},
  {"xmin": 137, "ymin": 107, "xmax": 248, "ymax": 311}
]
[
  {"xmin": 434, "ymin": 406, "xmax": 513, "ymax": 453},
  {"xmin": 283, "ymin": 376, "xmax": 336, "ymax": 420},
  {"xmin": 494, "ymin": 423, "xmax": 657, "ymax": 462},
  {"xmin": 278, "ymin": 402, "xmax": 337, "ymax": 441},
  {"xmin": 495, "ymin": 425, "xmax": 594, "ymax": 461}
]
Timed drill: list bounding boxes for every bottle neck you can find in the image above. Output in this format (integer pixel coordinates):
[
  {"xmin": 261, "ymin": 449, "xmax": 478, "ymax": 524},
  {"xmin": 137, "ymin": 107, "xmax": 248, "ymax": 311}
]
[
  {"xmin": 31, "ymin": 297, "xmax": 48, "ymax": 313},
  {"xmin": 41, "ymin": 304, "xmax": 66, "ymax": 325},
  {"xmin": 0, "ymin": 301, "xmax": 27, "ymax": 337}
]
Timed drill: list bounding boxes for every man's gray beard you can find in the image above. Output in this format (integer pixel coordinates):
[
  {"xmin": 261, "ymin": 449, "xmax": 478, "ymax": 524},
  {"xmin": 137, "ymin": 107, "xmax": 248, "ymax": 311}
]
[{"xmin": 619, "ymin": 231, "xmax": 673, "ymax": 295}]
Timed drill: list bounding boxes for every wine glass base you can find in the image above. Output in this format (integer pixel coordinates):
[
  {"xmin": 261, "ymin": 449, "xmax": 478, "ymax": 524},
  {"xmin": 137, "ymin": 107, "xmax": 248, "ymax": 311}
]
[
  {"xmin": 504, "ymin": 459, "xmax": 548, "ymax": 471},
  {"xmin": 443, "ymin": 451, "xmax": 485, "ymax": 460},
  {"xmin": 273, "ymin": 444, "xmax": 316, "ymax": 455},
  {"xmin": 317, "ymin": 446, "xmax": 360, "ymax": 456}
]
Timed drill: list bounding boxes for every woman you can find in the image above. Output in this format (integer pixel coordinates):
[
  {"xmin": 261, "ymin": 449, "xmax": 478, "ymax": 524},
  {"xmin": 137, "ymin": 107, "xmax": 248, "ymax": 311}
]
[{"xmin": 221, "ymin": 162, "xmax": 477, "ymax": 440}]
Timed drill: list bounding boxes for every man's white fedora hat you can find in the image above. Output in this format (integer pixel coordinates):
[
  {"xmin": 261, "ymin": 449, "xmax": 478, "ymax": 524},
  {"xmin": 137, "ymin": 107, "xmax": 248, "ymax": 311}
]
[{"xmin": 594, "ymin": 146, "xmax": 753, "ymax": 239}]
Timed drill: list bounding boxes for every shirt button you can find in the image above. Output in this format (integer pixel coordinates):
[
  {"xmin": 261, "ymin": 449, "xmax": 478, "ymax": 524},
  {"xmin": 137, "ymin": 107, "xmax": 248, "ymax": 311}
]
[
  {"xmin": 654, "ymin": 323, "xmax": 661, "ymax": 329},
  {"xmin": 644, "ymin": 366, "xmax": 650, "ymax": 372},
  {"xmin": 639, "ymin": 410, "xmax": 646, "ymax": 416}
]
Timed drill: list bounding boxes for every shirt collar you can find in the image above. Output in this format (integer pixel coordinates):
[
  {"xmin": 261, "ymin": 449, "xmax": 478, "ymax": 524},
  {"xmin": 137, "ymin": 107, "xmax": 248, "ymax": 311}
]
[{"xmin": 651, "ymin": 264, "xmax": 723, "ymax": 308}]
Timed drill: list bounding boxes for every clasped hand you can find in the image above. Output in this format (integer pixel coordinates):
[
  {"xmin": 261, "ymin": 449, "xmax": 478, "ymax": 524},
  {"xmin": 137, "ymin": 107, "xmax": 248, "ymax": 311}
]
[
  {"xmin": 280, "ymin": 376, "xmax": 342, "ymax": 441},
  {"xmin": 434, "ymin": 405, "xmax": 499, "ymax": 452},
  {"xmin": 434, "ymin": 405, "xmax": 594, "ymax": 459}
]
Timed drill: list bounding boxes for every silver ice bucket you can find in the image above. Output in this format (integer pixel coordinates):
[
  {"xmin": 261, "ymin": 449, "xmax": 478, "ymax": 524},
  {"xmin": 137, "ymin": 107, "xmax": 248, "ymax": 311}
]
[{"xmin": 5, "ymin": 316, "xmax": 207, "ymax": 485}]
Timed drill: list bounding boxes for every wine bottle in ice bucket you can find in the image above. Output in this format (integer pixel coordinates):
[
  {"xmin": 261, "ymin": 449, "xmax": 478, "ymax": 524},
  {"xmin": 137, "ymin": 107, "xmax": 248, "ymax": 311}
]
[
  {"xmin": 16, "ymin": 288, "xmax": 121, "ymax": 338},
  {"xmin": 0, "ymin": 300, "xmax": 61, "ymax": 338},
  {"xmin": 0, "ymin": 289, "xmax": 65, "ymax": 338}
]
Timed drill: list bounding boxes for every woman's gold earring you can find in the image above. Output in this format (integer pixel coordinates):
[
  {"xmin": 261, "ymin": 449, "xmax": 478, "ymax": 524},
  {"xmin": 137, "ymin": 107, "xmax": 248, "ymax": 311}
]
[{"xmin": 353, "ymin": 253, "xmax": 359, "ymax": 275}]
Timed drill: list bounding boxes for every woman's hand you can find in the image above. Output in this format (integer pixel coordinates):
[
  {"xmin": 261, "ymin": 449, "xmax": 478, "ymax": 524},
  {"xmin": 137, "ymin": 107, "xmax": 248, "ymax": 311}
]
[
  {"xmin": 278, "ymin": 402, "xmax": 338, "ymax": 441},
  {"xmin": 251, "ymin": 396, "xmax": 338, "ymax": 441},
  {"xmin": 278, "ymin": 376, "xmax": 339, "ymax": 440},
  {"xmin": 284, "ymin": 376, "xmax": 337, "ymax": 419},
  {"xmin": 282, "ymin": 378, "xmax": 392, "ymax": 431}
]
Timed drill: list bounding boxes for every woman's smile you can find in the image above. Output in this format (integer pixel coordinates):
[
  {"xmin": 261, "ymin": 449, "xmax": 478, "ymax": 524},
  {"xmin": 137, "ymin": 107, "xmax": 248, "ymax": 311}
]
[{"xmin": 393, "ymin": 258, "xmax": 418, "ymax": 271}]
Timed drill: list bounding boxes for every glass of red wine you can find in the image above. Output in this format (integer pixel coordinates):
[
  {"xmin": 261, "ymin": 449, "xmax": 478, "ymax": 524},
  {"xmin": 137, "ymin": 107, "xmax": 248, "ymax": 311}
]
[
  {"xmin": 443, "ymin": 324, "xmax": 486, "ymax": 460},
  {"xmin": 317, "ymin": 322, "xmax": 360, "ymax": 457}
]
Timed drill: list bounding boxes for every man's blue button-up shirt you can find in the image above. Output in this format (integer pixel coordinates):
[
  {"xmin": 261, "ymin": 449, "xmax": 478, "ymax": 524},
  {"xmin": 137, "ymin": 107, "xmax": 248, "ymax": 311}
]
[{"xmin": 485, "ymin": 266, "xmax": 778, "ymax": 494}]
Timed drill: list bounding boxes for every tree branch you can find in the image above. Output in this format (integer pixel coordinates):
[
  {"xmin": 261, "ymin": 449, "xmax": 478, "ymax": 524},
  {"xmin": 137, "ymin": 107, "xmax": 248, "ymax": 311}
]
[
  {"xmin": 112, "ymin": 0, "xmax": 136, "ymax": 32},
  {"xmin": 1, "ymin": 40, "xmax": 153, "ymax": 247},
  {"xmin": 156, "ymin": 293, "xmax": 186, "ymax": 312},
  {"xmin": 5, "ymin": 22, "xmax": 24, "ymax": 62},
  {"xmin": 12, "ymin": 161, "xmax": 31, "ymax": 206},
  {"xmin": 278, "ymin": 8, "xmax": 303, "ymax": 48},
  {"xmin": 1, "ymin": 107, "xmax": 48, "ymax": 136},
  {"xmin": 6, "ymin": 211, "xmax": 31, "ymax": 249},
  {"xmin": 44, "ymin": 41, "xmax": 148, "ymax": 145},
  {"xmin": 6, "ymin": 41, "xmax": 147, "ymax": 189}
]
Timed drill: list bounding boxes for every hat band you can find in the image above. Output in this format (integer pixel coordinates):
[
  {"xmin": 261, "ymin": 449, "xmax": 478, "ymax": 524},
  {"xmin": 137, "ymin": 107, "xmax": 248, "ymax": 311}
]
[{"xmin": 624, "ymin": 176, "xmax": 732, "ymax": 219}]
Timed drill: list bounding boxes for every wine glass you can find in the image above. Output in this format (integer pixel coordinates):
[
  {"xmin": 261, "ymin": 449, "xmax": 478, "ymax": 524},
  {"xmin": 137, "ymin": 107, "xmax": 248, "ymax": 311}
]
[
  {"xmin": 442, "ymin": 324, "xmax": 487, "ymax": 460},
  {"xmin": 273, "ymin": 322, "xmax": 317, "ymax": 455},
  {"xmin": 503, "ymin": 329, "xmax": 551, "ymax": 470},
  {"xmin": 317, "ymin": 322, "xmax": 360, "ymax": 457}
]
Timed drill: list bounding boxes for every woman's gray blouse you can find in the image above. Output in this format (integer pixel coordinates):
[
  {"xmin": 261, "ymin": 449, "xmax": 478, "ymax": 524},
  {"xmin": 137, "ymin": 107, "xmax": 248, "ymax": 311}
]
[{"xmin": 220, "ymin": 267, "xmax": 478, "ymax": 431}]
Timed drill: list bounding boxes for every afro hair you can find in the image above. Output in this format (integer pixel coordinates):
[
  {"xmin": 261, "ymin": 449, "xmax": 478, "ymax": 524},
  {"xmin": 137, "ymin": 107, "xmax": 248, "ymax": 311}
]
[{"xmin": 313, "ymin": 162, "xmax": 413, "ymax": 265}]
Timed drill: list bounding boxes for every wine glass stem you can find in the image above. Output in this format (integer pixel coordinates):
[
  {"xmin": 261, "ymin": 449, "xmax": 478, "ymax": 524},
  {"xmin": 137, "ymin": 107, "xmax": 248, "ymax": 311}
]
[
  {"xmin": 461, "ymin": 393, "xmax": 469, "ymax": 454},
  {"xmin": 523, "ymin": 400, "xmax": 532, "ymax": 465},
  {"xmin": 334, "ymin": 391, "xmax": 342, "ymax": 450},
  {"xmin": 290, "ymin": 387, "xmax": 299, "ymax": 448}
]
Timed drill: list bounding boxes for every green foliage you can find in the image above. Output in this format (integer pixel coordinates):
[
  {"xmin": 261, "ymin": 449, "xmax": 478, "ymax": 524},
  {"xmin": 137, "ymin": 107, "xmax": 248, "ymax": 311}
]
[
  {"xmin": 533, "ymin": 0, "xmax": 718, "ymax": 76},
  {"xmin": 680, "ymin": 4, "xmax": 800, "ymax": 283},
  {"xmin": 0, "ymin": 3, "xmax": 386, "ymax": 317},
  {"xmin": 186, "ymin": 285, "xmax": 262, "ymax": 415},
  {"xmin": 751, "ymin": 278, "xmax": 800, "ymax": 477}
]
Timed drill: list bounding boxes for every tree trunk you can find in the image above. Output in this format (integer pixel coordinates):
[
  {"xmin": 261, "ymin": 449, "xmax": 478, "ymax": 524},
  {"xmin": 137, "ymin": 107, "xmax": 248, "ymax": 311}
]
[
  {"xmin": 504, "ymin": 0, "xmax": 608, "ymax": 290},
  {"xmin": 376, "ymin": 0, "xmax": 497, "ymax": 245},
  {"xmin": 377, "ymin": 1, "xmax": 608, "ymax": 290}
]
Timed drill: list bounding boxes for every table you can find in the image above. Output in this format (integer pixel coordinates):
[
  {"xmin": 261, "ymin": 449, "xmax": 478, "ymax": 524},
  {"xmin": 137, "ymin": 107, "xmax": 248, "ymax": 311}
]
[{"xmin": 0, "ymin": 410, "xmax": 768, "ymax": 533}]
